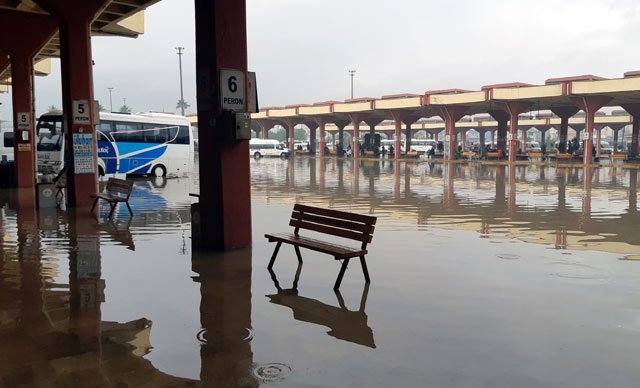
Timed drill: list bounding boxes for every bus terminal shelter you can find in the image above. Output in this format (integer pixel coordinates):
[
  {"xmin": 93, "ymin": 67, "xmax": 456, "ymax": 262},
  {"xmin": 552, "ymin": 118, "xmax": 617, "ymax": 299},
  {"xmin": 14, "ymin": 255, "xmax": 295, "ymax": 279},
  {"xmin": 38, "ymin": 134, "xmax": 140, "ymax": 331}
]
[{"xmin": 0, "ymin": 0, "xmax": 251, "ymax": 250}]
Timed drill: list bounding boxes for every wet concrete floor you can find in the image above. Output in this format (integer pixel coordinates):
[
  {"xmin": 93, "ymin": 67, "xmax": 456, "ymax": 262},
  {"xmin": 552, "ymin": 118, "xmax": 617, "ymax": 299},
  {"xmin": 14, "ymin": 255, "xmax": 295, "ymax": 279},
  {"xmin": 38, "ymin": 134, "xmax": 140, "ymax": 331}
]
[{"xmin": 1, "ymin": 158, "xmax": 640, "ymax": 387}]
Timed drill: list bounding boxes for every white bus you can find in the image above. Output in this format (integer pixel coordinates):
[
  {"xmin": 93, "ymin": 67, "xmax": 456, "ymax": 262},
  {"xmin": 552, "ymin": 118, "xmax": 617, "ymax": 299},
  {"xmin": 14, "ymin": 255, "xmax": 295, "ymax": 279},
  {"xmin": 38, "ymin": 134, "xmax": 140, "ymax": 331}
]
[
  {"xmin": 36, "ymin": 111, "xmax": 195, "ymax": 177},
  {"xmin": 0, "ymin": 128, "xmax": 14, "ymax": 162},
  {"xmin": 408, "ymin": 138, "xmax": 436, "ymax": 153},
  {"xmin": 380, "ymin": 139, "xmax": 406, "ymax": 153},
  {"xmin": 249, "ymin": 139, "xmax": 290, "ymax": 158}
]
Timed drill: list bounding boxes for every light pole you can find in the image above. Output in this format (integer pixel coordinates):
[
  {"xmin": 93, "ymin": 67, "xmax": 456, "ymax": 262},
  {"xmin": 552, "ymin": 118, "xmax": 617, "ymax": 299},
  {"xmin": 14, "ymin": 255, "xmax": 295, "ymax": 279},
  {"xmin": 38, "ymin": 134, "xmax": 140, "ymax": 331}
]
[
  {"xmin": 349, "ymin": 70, "xmax": 356, "ymax": 99},
  {"xmin": 176, "ymin": 46, "xmax": 185, "ymax": 116},
  {"xmin": 107, "ymin": 87, "xmax": 114, "ymax": 112}
]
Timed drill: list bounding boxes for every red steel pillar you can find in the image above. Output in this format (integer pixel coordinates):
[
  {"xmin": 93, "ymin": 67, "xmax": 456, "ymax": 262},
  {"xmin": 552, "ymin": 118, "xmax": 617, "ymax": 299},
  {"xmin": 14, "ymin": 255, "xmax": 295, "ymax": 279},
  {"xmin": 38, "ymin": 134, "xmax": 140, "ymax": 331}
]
[
  {"xmin": 595, "ymin": 124, "xmax": 604, "ymax": 157},
  {"xmin": 348, "ymin": 114, "xmax": 362, "ymax": 158},
  {"xmin": 283, "ymin": 119, "xmax": 298, "ymax": 155},
  {"xmin": 551, "ymin": 106, "xmax": 580, "ymax": 154},
  {"xmin": 0, "ymin": 11, "xmax": 57, "ymax": 190},
  {"xmin": 436, "ymin": 106, "xmax": 468, "ymax": 160},
  {"xmin": 495, "ymin": 101, "xmax": 533, "ymax": 162},
  {"xmin": 479, "ymin": 130, "xmax": 486, "ymax": 149},
  {"xmin": 306, "ymin": 122, "xmax": 318, "ymax": 155},
  {"xmin": 189, "ymin": 0, "xmax": 252, "ymax": 249},
  {"xmin": 572, "ymin": 96, "xmax": 612, "ymax": 164},
  {"xmin": 35, "ymin": 0, "xmax": 114, "ymax": 207},
  {"xmin": 621, "ymin": 104, "xmax": 640, "ymax": 157},
  {"xmin": 405, "ymin": 123, "xmax": 412, "ymax": 152},
  {"xmin": 364, "ymin": 119, "xmax": 382, "ymax": 149},
  {"xmin": 460, "ymin": 130, "xmax": 467, "ymax": 151},
  {"xmin": 334, "ymin": 120, "xmax": 349, "ymax": 154},
  {"xmin": 314, "ymin": 117, "xmax": 327, "ymax": 157},
  {"xmin": 489, "ymin": 110, "xmax": 509, "ymax": 154}
]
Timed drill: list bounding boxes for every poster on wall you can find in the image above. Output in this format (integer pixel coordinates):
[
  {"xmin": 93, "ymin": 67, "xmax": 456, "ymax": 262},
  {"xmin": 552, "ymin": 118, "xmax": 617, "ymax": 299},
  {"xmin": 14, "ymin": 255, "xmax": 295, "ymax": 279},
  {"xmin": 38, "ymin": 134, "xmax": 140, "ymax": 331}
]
[{"xmin": 73, "ymin": 133, "xmax": 95, "ymax": 174}]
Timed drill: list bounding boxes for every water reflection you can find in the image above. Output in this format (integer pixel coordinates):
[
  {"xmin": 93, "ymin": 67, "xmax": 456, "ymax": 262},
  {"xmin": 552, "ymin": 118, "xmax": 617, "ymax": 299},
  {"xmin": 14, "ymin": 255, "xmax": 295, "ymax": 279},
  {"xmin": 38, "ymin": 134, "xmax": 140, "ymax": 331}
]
[
  {"xmin": 267, "ymin": 265, "xmax": 376, "ymax": 348},
  {"xmin": 252, "ymin": 158, "xmax": 640, "ymax": 254}
]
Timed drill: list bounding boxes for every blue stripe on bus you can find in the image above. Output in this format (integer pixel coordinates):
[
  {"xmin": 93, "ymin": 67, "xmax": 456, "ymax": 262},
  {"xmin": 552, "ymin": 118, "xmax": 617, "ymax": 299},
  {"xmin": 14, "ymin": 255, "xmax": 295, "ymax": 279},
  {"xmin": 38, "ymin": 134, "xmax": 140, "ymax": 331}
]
[{"xmin": 117, "ymin": 145, "xmax": 167, "ymax": 174}]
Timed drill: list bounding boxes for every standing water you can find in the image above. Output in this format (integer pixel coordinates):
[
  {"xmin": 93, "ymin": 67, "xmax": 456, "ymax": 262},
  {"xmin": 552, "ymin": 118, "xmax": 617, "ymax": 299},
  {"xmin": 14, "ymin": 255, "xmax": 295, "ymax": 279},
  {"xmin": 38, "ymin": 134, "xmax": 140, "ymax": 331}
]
[{"xmin": 1, "ymin": 157, "xmax": 639, "ymax": 387}]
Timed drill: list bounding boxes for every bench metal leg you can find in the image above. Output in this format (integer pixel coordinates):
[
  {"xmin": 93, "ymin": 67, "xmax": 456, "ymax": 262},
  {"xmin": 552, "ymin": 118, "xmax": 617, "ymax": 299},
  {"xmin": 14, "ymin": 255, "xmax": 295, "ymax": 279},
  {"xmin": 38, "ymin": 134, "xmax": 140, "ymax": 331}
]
[
  {"xmin": 125, "ymin": 201, "xmax": 133, "ymax": 216},
  {"xmin": 108, "ymin": 202, "xmax": 117, "ymax": 218},
  {"xmin": 294, "ymin": 246, "xmax": 303, "ymax": 264},
  {"xmin": 267, "ymin": 241, "xmax": 283, "ymax": 269},
  {"xmin": 334, "ymin": 257, "xmax": 350, "ymax": 290},
  {"xmin": 359, "ymin": 255, "xmax": 371, "ymax": 283},
  {"xmin": 90, "ymin": 197, "xmax": 100, "ymax": 213}
]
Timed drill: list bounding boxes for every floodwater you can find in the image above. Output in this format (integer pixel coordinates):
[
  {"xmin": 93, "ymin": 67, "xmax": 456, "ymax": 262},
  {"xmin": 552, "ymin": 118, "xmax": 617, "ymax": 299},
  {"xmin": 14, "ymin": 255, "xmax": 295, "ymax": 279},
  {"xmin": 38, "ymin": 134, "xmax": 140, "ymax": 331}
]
[{"xmin": 2, "ymin": 158, "xmax": 640, "ymax": 387}]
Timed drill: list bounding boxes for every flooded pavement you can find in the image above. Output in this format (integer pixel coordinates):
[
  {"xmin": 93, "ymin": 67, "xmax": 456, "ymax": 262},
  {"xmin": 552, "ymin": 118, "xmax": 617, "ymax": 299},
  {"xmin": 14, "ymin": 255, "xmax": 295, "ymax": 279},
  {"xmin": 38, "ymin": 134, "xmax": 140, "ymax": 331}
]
[{"xmin": 2, "ymin": 158, "xmax": 640, "ymax": 387}]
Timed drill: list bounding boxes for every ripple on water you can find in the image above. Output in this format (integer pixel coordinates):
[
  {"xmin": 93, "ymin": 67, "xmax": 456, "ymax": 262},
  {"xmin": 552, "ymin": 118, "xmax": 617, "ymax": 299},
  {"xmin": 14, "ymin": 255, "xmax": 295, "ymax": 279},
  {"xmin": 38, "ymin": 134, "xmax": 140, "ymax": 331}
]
[
  {"xmin": 545, "ymin": 261, "xmax": 611, "ymax": 282},
  {"xmin": 251, "ymin": 363, "xmax": 292, "ymax": 384},
  {"xmin": 496, "ymin": 253, "xmax": 521, "ymax": 260}
]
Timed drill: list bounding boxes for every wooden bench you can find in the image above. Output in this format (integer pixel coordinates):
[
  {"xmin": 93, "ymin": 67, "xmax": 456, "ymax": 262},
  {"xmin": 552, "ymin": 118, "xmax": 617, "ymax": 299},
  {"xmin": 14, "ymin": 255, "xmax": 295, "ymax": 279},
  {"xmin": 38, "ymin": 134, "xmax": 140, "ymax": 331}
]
[
  {"xmin": 486, "ymin": 151, "xmax": 500, "ymax": 160},
  {"xmin": 462, "ymin": 151, "xmax": 477, "ymax": 160},
  {"xmin": 90, "ymin": 177, "xmax": 134, "ymax": 218},
  {"xmin": 609, "ymin": 154, "xmax": 628, "ymax": 164},
  {"xmin": 555, "ymin": 153, "xmax": 572, "ymax": 161},
  {"xmin": 528, "ymin": 152, "xmax": 544, "ymax": 161},
  {"xmin": 265, "ymin": 204, "xmax": 377, "ymax": 290},
  {"xmin": 405, "ymin": 151, "xmax": 419, "ymax": 158}
]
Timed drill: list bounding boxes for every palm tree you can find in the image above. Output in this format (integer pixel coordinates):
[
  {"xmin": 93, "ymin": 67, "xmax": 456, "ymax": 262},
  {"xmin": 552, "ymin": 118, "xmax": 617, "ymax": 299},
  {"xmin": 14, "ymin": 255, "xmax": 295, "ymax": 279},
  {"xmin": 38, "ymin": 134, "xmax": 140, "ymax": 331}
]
[
  {"xmin": 119, "ymin": 104, "xmax": 132, "ymax": 113},
  {"xmin": 176, "ymin": 99, "xmax": 190, "ymax": 115}
]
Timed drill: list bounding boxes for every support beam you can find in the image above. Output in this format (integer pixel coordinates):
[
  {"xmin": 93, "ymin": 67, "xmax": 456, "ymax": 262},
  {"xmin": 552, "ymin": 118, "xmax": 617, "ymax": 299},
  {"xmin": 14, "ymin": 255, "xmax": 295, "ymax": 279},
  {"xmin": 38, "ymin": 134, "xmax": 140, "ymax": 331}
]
[
  {"xmin": 0, "ymin": 10, "xmax": 57, "ymax": 190},
  {"xmin": 436, "ymin": 106, "xmax": 468, "ymax": 160},
  {"xmin": 348, "ymin": 113, "xmax": 363, "ymax": 158},
  {"xmin": 495, "ymin": 101, "xmax": 533, "ymax": 162},
  {"xmin": 488, "ymin": 110, "xmax": 509, "ymax": 155},
  {"xmin": 572, "ymin": 96, "xmax": 612, "ymax": 164},
  {"xmin": 35, "ymin": 0, "xmax": 114, "ymax": 207},
  {"xmin": 191, "ymin": 0, "xmax": 251, "ymax": 249},
  {"xmin": 621, "ymin": 104, "xmax": 640, "ymax": 157},
  {"xmin": 550, "ymin": 106, "xmax": 579, "ymax": 154}
]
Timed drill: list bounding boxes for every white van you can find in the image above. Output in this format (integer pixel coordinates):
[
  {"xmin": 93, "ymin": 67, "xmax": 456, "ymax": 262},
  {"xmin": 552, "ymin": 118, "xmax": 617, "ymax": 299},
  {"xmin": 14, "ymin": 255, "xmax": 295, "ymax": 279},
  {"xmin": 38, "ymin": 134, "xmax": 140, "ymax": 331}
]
[
  {"xmin": 249, "ymin": 139, "xmax": 290, "ymax": 159},
  {"xmin": 0, "ymin": 128, "xmax": 14, "ymax": 162}
]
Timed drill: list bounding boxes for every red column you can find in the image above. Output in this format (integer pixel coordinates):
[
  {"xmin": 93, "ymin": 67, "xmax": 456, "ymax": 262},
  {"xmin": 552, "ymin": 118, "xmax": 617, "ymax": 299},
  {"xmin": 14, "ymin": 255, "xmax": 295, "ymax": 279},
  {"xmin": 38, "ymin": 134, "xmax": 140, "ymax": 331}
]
[
  {"xmin": 489, "ymin": 110, "xmax": 509, "ymax": 154},
  {"xmin": 348, "ymin": 114, "xmax": 362, "ymax": 158},
  {"xmin": 315, "ymin": 117, "xmax": 327, "ymax": 157},
  {"xmin": 35, "ymin": 0, "xmax": 115, "ymax": 207},
  {"xmin": 283, "ymin": 119, "xmax": 298, "ymax": 155},
  {"xmin": 495, "ymin": 101, "xmax": 533, "ymax": 162},
  {"xmin": 621, "ymin": 104, "xmax": 640, "ymax": 157},
  {"xmin": 405, "ymin": 123, "xmax": 412, "ymax": 151},
  {"xmin": 551, "ymin": 107, "xmax": 579, "ymax": 154},
  {"xmin": 436, "ymin": 106, "xmax": 468, "ymax": 160},
  {"xmin": 460, "ymin": 130, "xmax": 466, "ymax": 151},
  {"xmin": 364, "ymin": 119, "xmax": 382, "ymax": 149},
  {"xmin": 334, "ymin": 120, "xmax": 349, "ymax": 154},
  {"xmin": 572, "ymin": 96, "xmax": 612, "ymax": 164},
  {"xmin": 307, "ymin": 123, "xmax": 318, "ymax": 155},
  {"xmin": 479, "ymin": 130, "xmax": 485, "ymax": 149},
  {"xmin": 188, "ymin": 0, "xmax": 251, "ymax": 249},
  {"xmin": 0, "ymin": 10, "xmax": 57, "ymax": 190},
  {"xmin": 595, "ymin": 125, "xmax": 603, "ymax": 157}
]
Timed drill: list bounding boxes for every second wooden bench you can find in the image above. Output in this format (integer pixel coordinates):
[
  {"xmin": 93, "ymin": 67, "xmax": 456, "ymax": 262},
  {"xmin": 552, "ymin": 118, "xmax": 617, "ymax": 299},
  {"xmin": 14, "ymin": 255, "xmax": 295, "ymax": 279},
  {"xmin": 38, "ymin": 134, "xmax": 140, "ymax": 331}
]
[
  {"xmin": 90, "ymin": 177, "xmax": 134, "ymax": 218},
  {"xmin": 265, "ymin": 204, "xmax": 377, "ymax": 290}
]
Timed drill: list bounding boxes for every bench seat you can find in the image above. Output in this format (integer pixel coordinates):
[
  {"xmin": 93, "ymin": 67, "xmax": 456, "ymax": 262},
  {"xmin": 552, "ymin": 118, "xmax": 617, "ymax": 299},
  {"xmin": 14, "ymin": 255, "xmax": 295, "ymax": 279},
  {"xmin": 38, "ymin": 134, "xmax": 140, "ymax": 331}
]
[
  {"xmin": 265, "ymin": 204, "xmax": 377, "ymax": 290},
  {"xmin": 265, "ymin": 232, "xmax": 367, "ymax": 259}
]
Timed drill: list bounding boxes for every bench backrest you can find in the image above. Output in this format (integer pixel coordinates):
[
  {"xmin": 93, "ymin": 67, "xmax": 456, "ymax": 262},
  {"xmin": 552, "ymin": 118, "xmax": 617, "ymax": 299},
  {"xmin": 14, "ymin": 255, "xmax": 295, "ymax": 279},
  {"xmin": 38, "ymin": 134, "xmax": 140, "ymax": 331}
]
[
  {"xmin": 105, "ymin": 178, "xmax": 134, "ymax": 199},
  {"xmin": 290, "ymin": 204, "xmax": 377, "ymax": 249}
]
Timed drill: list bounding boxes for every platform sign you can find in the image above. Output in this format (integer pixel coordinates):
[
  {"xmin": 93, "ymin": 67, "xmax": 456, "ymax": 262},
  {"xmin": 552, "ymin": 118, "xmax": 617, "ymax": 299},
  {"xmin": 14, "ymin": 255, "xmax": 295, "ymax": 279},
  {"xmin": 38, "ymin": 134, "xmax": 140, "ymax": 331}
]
[
  {"xmin": 72, "ymin": 133, "xmax": 95, "ymax": 174},
  {"xmin": 445, "ymin": 135, "xmax": 451, "ymax": 142},
  {"xmin": 220, "ymin": 69, "xmax": 245, "ymax": 111},
  {"xmin": 17, "ymin": 112, "xmax": 30, "ymax": 129},
  {"xmin": 72, "ymin": 100, "xmax": 91, "ymax": 124}
]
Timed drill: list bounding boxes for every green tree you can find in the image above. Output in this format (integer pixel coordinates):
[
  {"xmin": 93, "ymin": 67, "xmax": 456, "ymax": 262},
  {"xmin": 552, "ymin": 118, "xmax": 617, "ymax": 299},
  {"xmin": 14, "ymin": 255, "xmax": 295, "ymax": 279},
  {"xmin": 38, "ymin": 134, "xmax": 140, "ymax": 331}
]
[
  {"xmin": 97, "ymin": 102, "xmax": 107, "ymax": 112},
  {"xmin": 119, "ymin": 104, "xmax": 132, "ymax": 113},
  {"xmin": 294, "ymin": 126, "xmax": 308, "ymax": 141},
  {"xmin": 176, "ymin": 99, "xmax": 190, "ymax": 114}
]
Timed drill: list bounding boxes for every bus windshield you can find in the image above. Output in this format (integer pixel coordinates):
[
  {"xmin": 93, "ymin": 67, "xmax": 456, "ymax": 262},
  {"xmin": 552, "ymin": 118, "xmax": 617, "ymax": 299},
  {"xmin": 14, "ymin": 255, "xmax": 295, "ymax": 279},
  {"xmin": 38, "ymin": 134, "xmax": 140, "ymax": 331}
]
[{"xmin": 36, "ymin": 115, "xmax": 64, "ymax": 151}]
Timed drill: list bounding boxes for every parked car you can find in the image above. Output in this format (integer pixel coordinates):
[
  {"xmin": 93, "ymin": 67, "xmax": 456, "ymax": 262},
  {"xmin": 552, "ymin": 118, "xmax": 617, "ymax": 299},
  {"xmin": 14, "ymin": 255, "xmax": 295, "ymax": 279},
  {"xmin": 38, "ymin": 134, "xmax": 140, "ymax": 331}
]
[{"xmin": 600, "ymin": 141, "xmax": 614, "ymax": 155}]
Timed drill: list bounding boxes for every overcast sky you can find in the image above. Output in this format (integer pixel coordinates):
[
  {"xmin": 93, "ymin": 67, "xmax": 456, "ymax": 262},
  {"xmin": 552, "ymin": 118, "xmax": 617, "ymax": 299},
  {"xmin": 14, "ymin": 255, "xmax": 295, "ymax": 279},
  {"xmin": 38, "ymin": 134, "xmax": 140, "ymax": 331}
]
[{"xmin": 1, "ymin": 0, "xmax": 639, "ymax": 123}]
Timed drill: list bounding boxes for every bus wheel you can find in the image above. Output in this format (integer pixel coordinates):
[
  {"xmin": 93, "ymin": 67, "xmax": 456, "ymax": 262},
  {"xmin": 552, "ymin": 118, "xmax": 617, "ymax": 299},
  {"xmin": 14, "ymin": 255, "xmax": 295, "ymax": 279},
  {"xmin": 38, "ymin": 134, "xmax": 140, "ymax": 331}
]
[
  {"xmin": 98, "ymin": 166, "xmax": 105, "ymax": 176},
  {"xmin": 254, "ymin": 152, "xmax": 261, "ymax": 159},
  {"xmin": 152, "ymin": 164, "xmax": 166, "ymax": 177},
  {"xmin": 280, "ymin": 153, "xmax": 288, "ymax": 159}
]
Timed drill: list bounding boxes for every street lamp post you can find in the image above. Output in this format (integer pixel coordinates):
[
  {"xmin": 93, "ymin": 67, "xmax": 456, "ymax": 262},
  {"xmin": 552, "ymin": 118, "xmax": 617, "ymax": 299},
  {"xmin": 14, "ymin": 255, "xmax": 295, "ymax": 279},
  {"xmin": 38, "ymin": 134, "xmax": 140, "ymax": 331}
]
[
  {"xmin": 176, "ymin": 47, "xmax": 185, "ymax": 116},
  {"xmin": 107, "ymin": 87, "xmax": 114, "ymax": 112},
  {"xmin": 349, "ymin": 70, "xmax": 356, "ymax": 99}
]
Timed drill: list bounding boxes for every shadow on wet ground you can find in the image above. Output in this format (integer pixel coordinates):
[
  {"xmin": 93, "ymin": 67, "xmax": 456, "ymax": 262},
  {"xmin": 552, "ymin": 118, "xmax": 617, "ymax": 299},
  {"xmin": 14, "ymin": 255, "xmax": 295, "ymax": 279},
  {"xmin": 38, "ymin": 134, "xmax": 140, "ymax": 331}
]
[{"xmin": 1, "ymin": 158, "xmax": 640, "ymax": 387}]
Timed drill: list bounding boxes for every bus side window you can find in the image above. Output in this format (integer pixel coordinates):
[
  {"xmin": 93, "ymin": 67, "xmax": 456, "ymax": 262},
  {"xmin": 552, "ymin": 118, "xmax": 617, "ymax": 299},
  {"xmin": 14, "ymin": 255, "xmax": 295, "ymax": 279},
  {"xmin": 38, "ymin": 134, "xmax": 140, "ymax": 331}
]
[
  {"xmin": 98, "ymin": 121, "xmax": 113, "ymax": 141},
  {"xmin": 4, "ymin": 132, "xmax": 14, "ymax": 148}
]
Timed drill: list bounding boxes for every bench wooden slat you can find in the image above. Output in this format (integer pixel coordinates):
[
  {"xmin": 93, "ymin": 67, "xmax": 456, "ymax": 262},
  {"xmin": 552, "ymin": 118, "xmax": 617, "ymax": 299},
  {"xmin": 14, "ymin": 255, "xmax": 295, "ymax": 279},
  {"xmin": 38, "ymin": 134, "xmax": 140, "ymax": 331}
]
[
  {"xmin": 265, "ymin": 232, "xmax": 366, "ymax": 258},
  {"xmin": 291, "ymin": 210, "xmax": 375, "ymax": 234},
  {"xmin": 294, "ymin": 204, "xmax": 377, "ymax": 225},
  {"xmin": 91, "ymin": 177, "xmax": 134, "ymax": 218},
  {"xmin": 289, "ymin": 219, "xmax": 373, "ymax": 243}
]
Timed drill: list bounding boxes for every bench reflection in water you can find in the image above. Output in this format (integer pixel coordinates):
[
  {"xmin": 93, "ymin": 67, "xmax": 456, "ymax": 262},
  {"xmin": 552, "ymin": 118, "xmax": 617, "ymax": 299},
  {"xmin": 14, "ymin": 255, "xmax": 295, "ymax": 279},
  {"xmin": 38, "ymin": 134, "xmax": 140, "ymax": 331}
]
[{"xmin": 267, "ymin": 265, "xmax": 376, "ymax": 348}]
